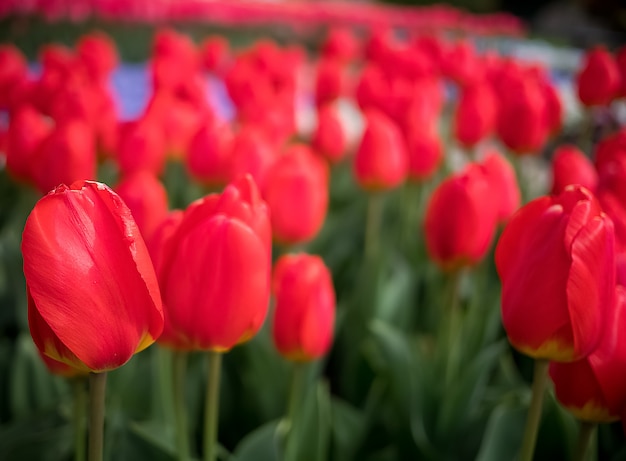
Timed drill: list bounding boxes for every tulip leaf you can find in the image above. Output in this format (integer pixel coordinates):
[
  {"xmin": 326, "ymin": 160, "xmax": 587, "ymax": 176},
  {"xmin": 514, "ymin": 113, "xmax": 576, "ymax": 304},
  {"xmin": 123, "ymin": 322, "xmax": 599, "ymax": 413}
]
[
  {"xmin": 475, "ymin": 401, "xmax": 527, "ymax": 461},
  {"xmin": 232, "ymin": 420, "xmax": 282, "ymax": 461},
  {"xmin": 329, "ymin": 397, "xmax": 366, "ymax": 461}
]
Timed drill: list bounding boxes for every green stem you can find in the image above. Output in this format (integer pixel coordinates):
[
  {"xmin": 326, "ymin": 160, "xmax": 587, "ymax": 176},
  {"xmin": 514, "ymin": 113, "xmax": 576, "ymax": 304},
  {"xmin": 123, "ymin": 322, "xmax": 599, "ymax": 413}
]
[
  {"xmin": 286, "ymin": 362, "xmax": 306, "ymax": 430},
  {"xmin": 443, "ymin": 269, "xmax": 463, "ymax": 388},
  {"xmin": 73, "ymin": 377, "xmax": 88, "ymax": 461},
  {"xmin": 402, "ymin": 181, "xmax": 423, "ymax": 248},
  {"xmin": 88, "ymin": 372, "xmax": 107, "ymax": 461},
  {"xmin": 574, "ymin": 421, "xmax": 596, "ymax": 461},
  {"xmin": 519, "ymin": 359, "xmax": 550, "ymax": 461},
  {"xmin": 173, "ymin": 351, "xmax": 190, "ymax": 461},
  {"xmin": 203, "ymin": 351, "xmax": 223, "ymax": 461},
  {"xmin": 364, "ymin": 193, "xmax": 384, "ymax": 262}
]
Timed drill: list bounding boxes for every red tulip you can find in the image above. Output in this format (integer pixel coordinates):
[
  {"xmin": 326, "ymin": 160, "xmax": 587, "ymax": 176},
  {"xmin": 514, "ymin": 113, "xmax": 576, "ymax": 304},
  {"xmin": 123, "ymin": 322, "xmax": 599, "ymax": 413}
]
[
  {"xmin": 0, "ymin": 44, "xmax": 27, "ymax": 110},
  {"xmin": 22, "ymin": 180, "xmax": 164, "ymax": 372},
  {"xmin": 453, "ymin": 81, "xmax": 497, "ymax": 148},
  {"xmin": 594, "ymin": 129, "xmax": 626, "ymax": 203},
  {"xmin": 314, "ymin": 57, "xmax": 347, "ymax": 107},
  {"xmin": 551, "ymin": 144, "xmax": 598, "ymax": 195},
  {"xmin": 424, "ymin": 163, "xmax": 498, "ymax": 271},
  {"xmin": 187, "ymin": 121, "xmax": 233, "ymax": 187},
  {"xmin": 550, "ymin": 285, "xmax": 626, "ymax": 422},
  {"xmin": 157, "ymin": 175, "xmax": 271, "ymax": 351},
  {"xmin": 76, "ymin": 31, "xmax": 118, "ymax": 82},
  {"xmin": 312, "ymin": 104, "xmax": 347, "ymax": 164},
  {"xmin": 405, "ymin": 124, "xmax": 442, "ymax": 181},
  {"xmin": 320, "ymin": 27, "xmax": 359, "ymax": 63},
  {"xmin": 577, "ymin": 46, "xmax": 620, "ymax": 107},
  {"xmin": 354, "ymin": 109, "xmax": 408, "ymax": 191},
  {"xmin": 272, "ymin": 253, "xmax": 336, "ymax": 362},
  {"xmin": 496, "ymin": 185, "xmax": 616, "ymax": 361},
  {"xmin": 262, "ymin": 144, "xmax": 329, "ymax": 245},
  {"xmin": 199, "ymin": 35, "xmax": 230, "ymax": 75},
  {"xmin": 479, "ymin": 149, "xmax": 520, "ymax": 222},
  {"xmin": 228, "ymin": 125, "xmax": 277, "ymax": 186},
  {"xmin": 33, "ymin": 119, "xmax": 97, "ymax": 195},
  {"xmin": 5, "ymin": 105, "xmax": 52, "ymax": 184},
  {"xmin": 115, "ymin": 171, "xmax": 169, "ymax": 244},
  {"xmin": 598, "ymin": 190, "xmax": 626, "ymax": 255},
  {"xmin": 616, "ymin": 46, "xmax": 626, "ymax": 99},
  {"xmin": 117, "ymin": 118, "xmax": 166, "ymax": 177}
]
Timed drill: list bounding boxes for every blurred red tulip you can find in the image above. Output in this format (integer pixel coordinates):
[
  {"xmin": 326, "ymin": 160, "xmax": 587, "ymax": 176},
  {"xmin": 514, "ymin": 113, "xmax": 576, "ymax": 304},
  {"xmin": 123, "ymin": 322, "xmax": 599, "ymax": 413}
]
[
  {"xmin": 453, "ymin": 81, "xmax": 497, "ymax": 148},
  {"xmin": 321, "ymin": 27, "xmax": 359, "ymax": 63},
  {"xmin": 312, "ymin": 104, "xmax": 347, "ymax": 164},
  {"xmin": 0, "ymin": 44, "xmax": 27, "ymax": 110},
  {"xmin": 594, "ymin": 129, "xmax": 626, "ymax": 203},
  {"xmin": 577, "ymin": 46, "xmax": 620, "ymax": 107},
  {"xmin": 187, "ymin": 121, "xmax": 233, "ymax": 187},
  {"xmin": 76, "ymin": 31, "xmax": 118, "ymax": 82},
  {"xmin": 551, "ymin": 144, "xmax": 598, "ymax": 195},
  {"xmin": 354, "ymin": 109, "xmax": 408, "ymax": 191},
  {"xmin": 156, "ymin": 175, "xmax": 271, "ymax": 351},
  {"xmin": 228, "ymin": 125, "xmax": 277, "ymax": 186},
  {"xmin": 550, "ymin": 285, "xmax": 626, "ymax": 422},
  {"xmin": 479, "ymin": 149, "xmax": 520, "ymax": 222},
  {"xmin": 272, "ymin": 253, "xmax": 336, "ymax": 362},
  {"xmin": 315, "ymin": 57, "xmax": 347, "ymax": 107},
  {"xmin": 33, "ymin": 118, "xmax": 96, "ymax": 195},
  {"xmin": 262, "ymin": 144, "xmax": 329, "ymax": 245},
  {"xmin": 117, "ymin": 118, "xmax": 166, "ymax": 177},
  {"xmin": 22, "ymin": 180, "xmax": 164, "ymax": 372},
  {"xmin": 496, "ymin": 185, "xmax": 616, "ymax": 361},
  {"xmin": 200, "ymin": 35, "xmax": 230, "ymax": 75},
  {"xmin": 405, "ymin": 124, "xmax": 442, "ymax": 181},
  {"xmin": 424, "ymin": 163, "xmax": 498, "ymax": 271},
  {"xmin": 115, "ymin": 171, "xmax": 169, "ymax": 243},
  {"xmin": 617, "ymin": 46, "xmax": 626, "ymax": 99}
]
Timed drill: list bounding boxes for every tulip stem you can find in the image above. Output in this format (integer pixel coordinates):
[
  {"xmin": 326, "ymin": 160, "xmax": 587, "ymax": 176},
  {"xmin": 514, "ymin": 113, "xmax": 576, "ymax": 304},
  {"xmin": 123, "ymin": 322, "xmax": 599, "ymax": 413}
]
[
  {"xmin": 88, "ymin": 372, "xmax": 107, "ymax": 461},
  {"xmin": 365, "ymin": 193, "xmax": 384, "ymax": 262},
  {"xmin": 574, "ymin": 421, "xmax": 596, "ymax": 461},
  {"xmin": 519, "ymin": 359, "xmax": 549, "ymax": 461},
  {"xmin": 443, "ymin": 269, "xmax": 463, "ymax": 388},
  {"xmin": 73, "ymin": 377, "xmax": 88, "ymax": 461},
  {"xmin": 173, "ymin": 351, "xmax": 190, "ymax": 461},
  {"xmin": 203, "ymin": 351, "xmax": 222, "ymax": 461},
  {"xmin": 286, "ymin": 362, "xmax": 306, "ymax": 429}
]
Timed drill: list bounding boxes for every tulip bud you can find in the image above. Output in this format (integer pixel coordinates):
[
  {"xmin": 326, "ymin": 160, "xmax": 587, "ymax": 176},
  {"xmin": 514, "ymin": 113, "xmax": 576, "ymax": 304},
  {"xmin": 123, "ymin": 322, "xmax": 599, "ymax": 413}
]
[
  {"xmin": 200, "ymin": 35, "xmax": 230, "ymax": 75},
  {"xmin": 550, "ymin": 144, "xmax": 598, "ymax": 195},
  {"xmin": 479, "ymin": 149, "xmax": 520, "ymax": 222},
  {"xmin": 453, "ymin": 81, "xmax": 497, "ymax": 148},
  {"xmin": 22, "ymin": 180, "xmax": 164, "ymax": 372},
  {"xmin": 496, "ymin": 185, "xmax": 616, "ymax": 362},
  {"xmin": 228, "ymin": 126, "xmax": 277, "ymax": 186},
  {"xmin": 312, "ymin": 104, "xmax": 347, "ymax": 164},
  {"xmin": 157, "ymin": 175, "xmax": 271, "ymax": 351},
  {"xmin": 314, "ymin": 57, "xmax": 346, "ymax": 107},
  {"xmin": 76, "ymin": 31, "xmax": 118, "ymax": 82},
  {"xmin": 117, "ymin": 118, "xmax": 166, "ymax": 177},
  {"xmin": 187, "ymin": 121, "xmax": 233, "ymax": 187},
  {"xmin": 405, "ymin": 125, "xmax": 443, "ymax": 181},
  {"xmin": 354, "ymin": 109, "xmax": 408, "ymax": 191},
  {"xmin": 262, "ymin": 144, "xmax": 329, "ymax": 245},
  {"xmin": 424, "ymin": 164, "xmax": 498, "ymax": 271},
  {"xmin": 577, "ymin": 46, "xmax": 620, "ymax": 107},
  {"xmin": 272, "ymin": 253, "xmax": 335, "ymax": 362},
  {"xmin": 549, "ymin": 285, "xmax": 626, "ymax": 422}
]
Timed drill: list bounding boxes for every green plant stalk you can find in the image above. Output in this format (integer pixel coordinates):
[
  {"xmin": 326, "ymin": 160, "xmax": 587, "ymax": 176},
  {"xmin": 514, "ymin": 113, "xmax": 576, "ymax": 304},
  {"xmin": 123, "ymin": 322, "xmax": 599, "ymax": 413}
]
[
  {"xmin": 203, "ymin": 351, "xmax": 223, "ymax": 461},
  {"xmin": 574, "ymin": 421, "xmax": 596, "ymax": 461},
  {"xmin": 73, "ymin": 377, "xmax": 88, "ymax": 461},
  {"xmin": 88, "ymin": 372, "xmax": 107, "ymax": 461},
  {"xmin": 402, "ymin": 181, "xmax": 423, "ymax": 248},
  {"xmin": 443, "ymin": 269, "xmax": 463, "ymax": 388},
  {"xmin": 364, "ymin": 192, "xmax": 384, "ymax": 263},
  {"xmin": 173, "ymin": 351, "xmax": 190, "ymax": 461},
  {"xmin": 284, "ymin": 362, "xmax": 307, "ymax": 460},
  {"xmin": 519, "ymin": 359, "xmax": 550, "ymax": 461}
]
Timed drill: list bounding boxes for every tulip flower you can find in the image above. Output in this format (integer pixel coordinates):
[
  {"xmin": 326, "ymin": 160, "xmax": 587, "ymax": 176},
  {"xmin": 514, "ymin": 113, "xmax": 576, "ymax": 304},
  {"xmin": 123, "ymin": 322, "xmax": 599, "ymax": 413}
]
[
  {"xmin": 33, "ymin": 118, "xmax": 97, "ymax": 195},
  {"xmin": 479, "ymin": 149, "xmax": 520, "ymax": 222},
  {"xmin": 22, "ymin": 180, "xmax": 164, "ymax": 372},
  {"xmin": 228, "ymin": 125, "xmax": 277, "ymax": 186},
  {"xmin": 405, "ymin": 124, "xmax": 443, "ymax": 181},
  {"xmin": 117, "ymin": 118, "xmax": 166, "ymax": 177},
  {"xmin": 577, "ymin": 46, "xmax": 620, "ymax": 107},
  {"xmin": 261, "ymin": 144, "xmax": 329, "ymax": 245},
  {"xmin": 496, "ymin": 185, "xmax": 615, "ymax": 361},
  {"xmin": 314, "ymin": 57, "xmax": 346, "ymax": 107},
  {"xmin": 424, "ymin": 164, "xmax": 498, "ymax": 271},
  {"xmin": 272, "ymin": 253, "xmax": 336, "ymax": 361},
  {"xmin": 550, "ymin": 144, "xmax": 598, "ymax": 195},
  {"xmin": 617, "ymin": 46, "xmax": 626, "ymax": 99},
  {"xmin": 186, "ymin": 121, "xmax": 233, "ymax": 187},
  {"xmin": 200, "ymin": 35, "xmax": 230, "ymax": 75},
  {"xmin": 550, "ymin": 285, "xmax": 626, "ymax": 423},
  {"xmin": 453, "ymin": 81, "xmax": 497, "ymax": 149},
  {"xmin": 312, "ymin": 104, "xmax": 347, "ymax": 165},
  {"xmin": 115, "ymin": 171, "xmax": 169, "ymax": 244},
  {"xmin": 157, "ymin": 174, "xmax": 271, "ymax": 351},
  {"xmin": 354, "ymin": 109, "xmax": 408, "ymax": 191},
  {"xmin": 0, "ymin": 44, "xmax": 27, "ymax": 110},
  {"xmin": 594, "ymin": 129, "xmax": 626, "ymax": 203},
  {"xmin": 321, "ymin": 27, "xmax": 359, "ymax": 63},
  {"xmin": 76, "ymin": 31, "xmax": 118, "ymax": 82}
]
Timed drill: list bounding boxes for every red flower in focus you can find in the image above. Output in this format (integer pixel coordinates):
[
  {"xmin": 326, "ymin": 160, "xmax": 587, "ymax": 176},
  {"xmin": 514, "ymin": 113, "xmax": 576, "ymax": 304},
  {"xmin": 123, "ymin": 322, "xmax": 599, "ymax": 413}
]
[
  {"xmin": 550, "ymin": 285, "xmax": 626, "ymax": 422},
  {"xmin": 272, "ymin": 253, "xmax": 336, "ymax": 362},
  {"xmin": 156, "ymin": 175, "xmax": 271, "ymax": 351},
  {"xmin": 354, "ymin": 109, "xmax": 408, "ymax": 191},
  {"xmin": 496, "ymin": 185, "xmax": 615, "ymax": 361},
  {"xmin": 551, "ymin": 144, "xmax": 598, "ymax": 195},
  {"xmin": 22, "ymin": 180, "xmax": 164, "ymax": 372},
  {"xmin": 262, "ymin": 144, "xmax": 329, "ymax": 245},
  {"xmin": 577, "ymin": 46, "xmax": 620, "ymax": 107},
  {"xmin": 424, "ymin": 163, "xmax": 498, "ymax": 271}
]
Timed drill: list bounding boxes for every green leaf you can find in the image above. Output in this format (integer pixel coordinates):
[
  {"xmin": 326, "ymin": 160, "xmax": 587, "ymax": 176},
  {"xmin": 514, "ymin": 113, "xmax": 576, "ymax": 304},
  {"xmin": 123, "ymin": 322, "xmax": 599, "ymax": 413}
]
[
  {"xmin": 475, "ymin": 401, "xmax": 527, "ymax": 461},
  {"xmin": 329, "ymin": 397, "xmax": 365, "ymax": 461},
  {"xmin": 232, "ymin": 420, "xmax": 282, "ymax": 461}
]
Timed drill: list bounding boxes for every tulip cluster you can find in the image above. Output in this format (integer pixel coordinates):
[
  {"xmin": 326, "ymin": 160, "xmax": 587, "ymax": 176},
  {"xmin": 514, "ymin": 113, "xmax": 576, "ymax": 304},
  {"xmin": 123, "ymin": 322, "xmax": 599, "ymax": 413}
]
[{"xmin": 6, "ymin": 11, "xmax": 626, "ymax": 461}]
